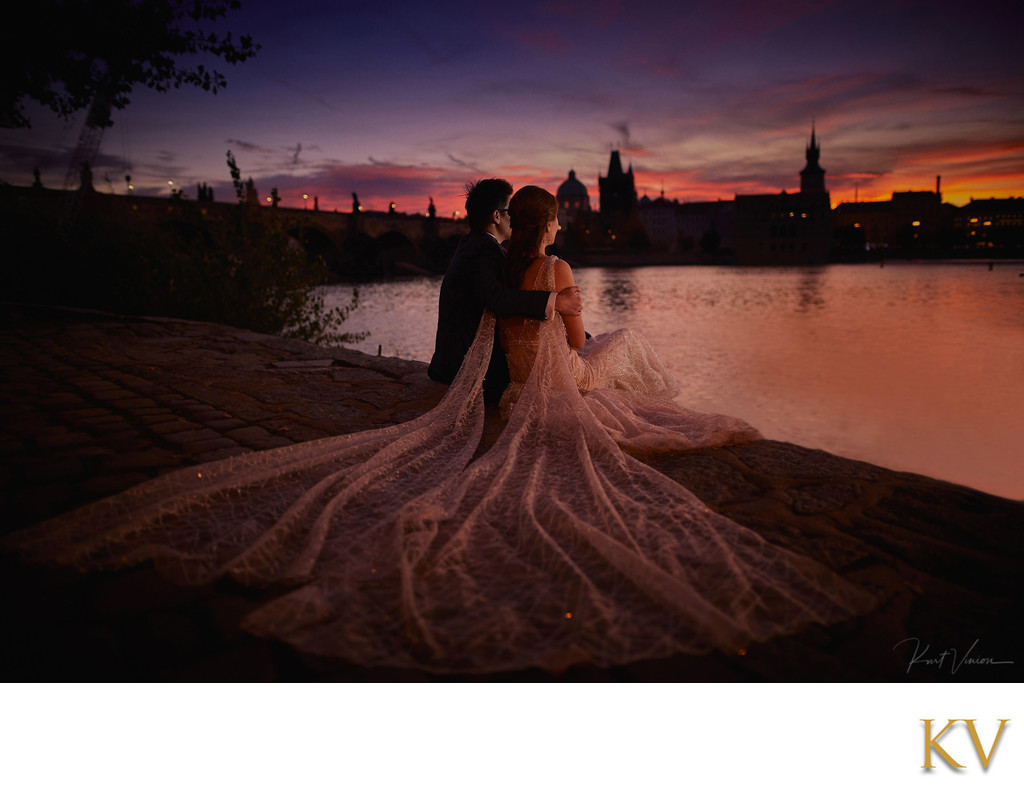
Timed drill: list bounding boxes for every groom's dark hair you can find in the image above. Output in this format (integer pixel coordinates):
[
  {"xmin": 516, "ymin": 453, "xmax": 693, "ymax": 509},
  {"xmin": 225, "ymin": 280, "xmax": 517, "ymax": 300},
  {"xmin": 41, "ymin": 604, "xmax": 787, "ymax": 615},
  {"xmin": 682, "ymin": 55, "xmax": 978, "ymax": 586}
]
[{"xmin": 464, "ymin": 178, "xmax": 513, "ymax": 231}]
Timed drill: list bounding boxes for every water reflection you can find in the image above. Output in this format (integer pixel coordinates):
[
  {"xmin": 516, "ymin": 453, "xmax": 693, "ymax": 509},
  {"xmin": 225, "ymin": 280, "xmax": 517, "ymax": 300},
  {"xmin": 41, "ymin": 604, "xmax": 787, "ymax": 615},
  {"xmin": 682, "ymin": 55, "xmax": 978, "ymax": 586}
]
[
  {"xmin": 599, "ymin": 273, "xmax": 638, "ymax": 312},
  {"xmin": 795, "ymin": 268, "xmax": 827, "ymax": 312},
  {"xmin": 324, "ymin": 262, "xmax": 1024, "ymax": 499}
]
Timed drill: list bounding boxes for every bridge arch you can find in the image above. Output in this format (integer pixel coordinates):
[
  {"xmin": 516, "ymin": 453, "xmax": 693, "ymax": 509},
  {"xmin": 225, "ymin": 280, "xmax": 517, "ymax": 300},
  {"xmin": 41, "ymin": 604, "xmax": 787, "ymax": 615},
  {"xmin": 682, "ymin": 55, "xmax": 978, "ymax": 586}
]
[{"xmin": 288, "ymin": 224, "xmax": 343, "ymax": 273}]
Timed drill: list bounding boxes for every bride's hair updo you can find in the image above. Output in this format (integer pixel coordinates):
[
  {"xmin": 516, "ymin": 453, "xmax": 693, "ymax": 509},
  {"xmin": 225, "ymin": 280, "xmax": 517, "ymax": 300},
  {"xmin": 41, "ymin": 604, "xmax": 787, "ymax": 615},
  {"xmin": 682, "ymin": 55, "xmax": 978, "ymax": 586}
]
[{"xmin": 503, "ymin": 185, "xmax": 557, "ymax": 290}]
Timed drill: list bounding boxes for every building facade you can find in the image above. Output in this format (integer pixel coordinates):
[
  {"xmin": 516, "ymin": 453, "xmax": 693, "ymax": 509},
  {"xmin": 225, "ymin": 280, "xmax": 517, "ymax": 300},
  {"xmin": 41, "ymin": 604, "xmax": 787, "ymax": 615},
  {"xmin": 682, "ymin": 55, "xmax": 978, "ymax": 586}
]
[
  {"xmin": 556, "ymin": 169, "xmax": 590, "ymax": 229},
  {"xmin": 833, "ymin": 178, "xmax": 956, "ymax": 253},
  {"xmin": 952, "ymin": 197, "xmax": 1024, "ymax": 252},
  {"xmin": 732, "ymin": 128, "xmax": 833, "ymax": 264},
  {"xmin": 635, "ymin": 196, "xmax": 735, "ymax": 255},
  {"xmin": 598, "ymin": 150, "xmax": 637, "ymax": 221},
  {"xmin": 636, "ymin": 193, "xmax": 677, "ymax": 248},
  {"xmin": 676, "ymin": 200, "xmax": 734, "ymax": 255}
]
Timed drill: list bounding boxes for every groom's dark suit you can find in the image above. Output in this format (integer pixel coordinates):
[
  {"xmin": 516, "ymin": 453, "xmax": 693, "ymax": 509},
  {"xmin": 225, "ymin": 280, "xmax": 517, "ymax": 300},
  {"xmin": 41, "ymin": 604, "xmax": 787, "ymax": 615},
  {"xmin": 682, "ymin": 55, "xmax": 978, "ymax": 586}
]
[{"xmin": 428, "ymin": 229, "xmax": 550, "ymax": 400}]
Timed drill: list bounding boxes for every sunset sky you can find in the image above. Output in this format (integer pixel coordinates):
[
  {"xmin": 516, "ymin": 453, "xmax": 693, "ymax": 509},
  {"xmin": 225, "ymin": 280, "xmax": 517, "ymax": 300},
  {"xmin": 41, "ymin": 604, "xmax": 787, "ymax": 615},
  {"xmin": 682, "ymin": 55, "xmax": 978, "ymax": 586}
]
[{"xmin": 3, "ymin": 0, "xmax": 1023, "ymax": 216}]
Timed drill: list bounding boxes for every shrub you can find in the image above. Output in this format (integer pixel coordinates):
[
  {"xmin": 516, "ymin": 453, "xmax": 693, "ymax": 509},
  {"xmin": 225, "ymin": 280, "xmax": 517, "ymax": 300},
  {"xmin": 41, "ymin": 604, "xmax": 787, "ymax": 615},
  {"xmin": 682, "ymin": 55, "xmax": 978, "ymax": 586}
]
[{"xmin": 2, "ymin": 153, "xmax": 365, "ymax": 347}]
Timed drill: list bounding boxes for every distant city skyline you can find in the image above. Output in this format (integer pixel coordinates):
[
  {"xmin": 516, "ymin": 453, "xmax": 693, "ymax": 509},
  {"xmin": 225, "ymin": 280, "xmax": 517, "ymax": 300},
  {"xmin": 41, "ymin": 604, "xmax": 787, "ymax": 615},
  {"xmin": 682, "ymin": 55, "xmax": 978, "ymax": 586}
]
[{"xmin": 3, "ymin": 0, "xmax": 1022, "ymax": 215}]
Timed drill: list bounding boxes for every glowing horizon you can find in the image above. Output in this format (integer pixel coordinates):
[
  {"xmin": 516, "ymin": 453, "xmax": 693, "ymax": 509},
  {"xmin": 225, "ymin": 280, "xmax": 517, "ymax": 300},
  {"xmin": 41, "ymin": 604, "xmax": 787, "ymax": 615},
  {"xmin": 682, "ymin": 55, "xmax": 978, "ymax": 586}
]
[
  {"xmin": 70, "ymin": 138, "xmax": 1019, "ymax": 218},
  {"xmin": 2, "ymin": 0, "xmax": 1021, "ymax": 218}
]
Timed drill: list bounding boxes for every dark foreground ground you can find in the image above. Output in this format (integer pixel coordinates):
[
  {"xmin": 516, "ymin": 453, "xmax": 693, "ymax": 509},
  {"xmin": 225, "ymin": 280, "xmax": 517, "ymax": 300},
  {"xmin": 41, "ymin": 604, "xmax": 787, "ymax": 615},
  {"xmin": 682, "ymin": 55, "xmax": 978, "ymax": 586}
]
[{"xmin": 1, "ymin": 302, "xmax": 1020, "ymax": 682}]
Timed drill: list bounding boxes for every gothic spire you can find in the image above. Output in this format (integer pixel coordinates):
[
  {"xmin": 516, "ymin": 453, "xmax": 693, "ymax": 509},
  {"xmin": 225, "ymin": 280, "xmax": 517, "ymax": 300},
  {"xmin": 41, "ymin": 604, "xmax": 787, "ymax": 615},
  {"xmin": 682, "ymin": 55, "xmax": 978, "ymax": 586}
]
[
  {"xmin": 806, "ymin": 122, "xmax": 820, "ymax": 169},
  {"xmin": 800, "ymin": 123, "xmax": 826, "ymax": 194}
]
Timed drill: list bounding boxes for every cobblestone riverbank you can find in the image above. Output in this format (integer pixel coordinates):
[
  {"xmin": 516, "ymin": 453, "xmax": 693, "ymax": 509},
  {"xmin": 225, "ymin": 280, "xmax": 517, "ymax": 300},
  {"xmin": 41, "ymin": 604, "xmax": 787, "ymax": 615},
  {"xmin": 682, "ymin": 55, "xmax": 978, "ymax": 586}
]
[{"xmin": 1, "ymin": 302, "xmax": 1020, "ymax": 681}]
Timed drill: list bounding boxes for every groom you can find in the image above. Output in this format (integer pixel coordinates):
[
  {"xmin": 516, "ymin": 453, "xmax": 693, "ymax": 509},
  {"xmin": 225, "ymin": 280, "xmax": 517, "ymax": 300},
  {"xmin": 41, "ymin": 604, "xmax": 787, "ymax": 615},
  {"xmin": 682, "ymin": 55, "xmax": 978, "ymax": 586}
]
[{"xmin": 428, "ymin": 178, "xmax": 582, "ymax": 402}]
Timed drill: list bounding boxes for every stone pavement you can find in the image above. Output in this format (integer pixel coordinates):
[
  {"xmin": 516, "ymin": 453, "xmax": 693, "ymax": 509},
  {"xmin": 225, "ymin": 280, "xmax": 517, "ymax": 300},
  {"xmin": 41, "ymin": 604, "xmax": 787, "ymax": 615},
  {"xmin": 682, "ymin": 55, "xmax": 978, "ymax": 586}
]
[
  {"xmin": 0, "ymin": 302, "xmax": 448, "ymax": 534},
  {"xmin": 1, "ymin": 302, "xmax": 1021, "ymax": 682}
]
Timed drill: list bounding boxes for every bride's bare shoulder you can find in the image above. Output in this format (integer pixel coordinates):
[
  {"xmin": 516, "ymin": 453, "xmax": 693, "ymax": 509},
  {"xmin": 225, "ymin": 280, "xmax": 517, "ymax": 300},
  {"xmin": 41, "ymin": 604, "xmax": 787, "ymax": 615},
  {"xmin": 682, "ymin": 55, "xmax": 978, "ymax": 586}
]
[{"xmin": 551, "ymin": 257, "xmax": 576, "ymax": 287}]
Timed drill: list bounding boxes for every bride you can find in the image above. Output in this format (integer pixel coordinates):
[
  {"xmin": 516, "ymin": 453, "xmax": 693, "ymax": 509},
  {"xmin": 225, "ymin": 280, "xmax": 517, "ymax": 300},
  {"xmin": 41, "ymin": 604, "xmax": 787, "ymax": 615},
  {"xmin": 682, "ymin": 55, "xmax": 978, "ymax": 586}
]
[
  {"xmin": 3, "ymin": 191, "xmax": 874, "ymax": 675},
  {"xmin": 499, "ymin": 185, "xmax": 762, "ymax": 454}
]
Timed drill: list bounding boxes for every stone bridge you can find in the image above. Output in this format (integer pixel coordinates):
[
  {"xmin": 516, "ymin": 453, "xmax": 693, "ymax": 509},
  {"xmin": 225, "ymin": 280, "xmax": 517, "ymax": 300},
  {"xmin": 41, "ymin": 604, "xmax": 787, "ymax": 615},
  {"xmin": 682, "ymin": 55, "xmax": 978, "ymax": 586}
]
[
  {"xmin": 277, "ymin": 204, "xmax": 469, "ymax": 275},
  {"xmin": 262, "ymin": 199, "xmax": 468, "ymax": 276},
  {"xmin": 132, "ymin": 193, "xmax": 470, "ymax": 276},
  {"xmin": 4, "ymin": 186, "xmax": 470, "ymax": 276}
]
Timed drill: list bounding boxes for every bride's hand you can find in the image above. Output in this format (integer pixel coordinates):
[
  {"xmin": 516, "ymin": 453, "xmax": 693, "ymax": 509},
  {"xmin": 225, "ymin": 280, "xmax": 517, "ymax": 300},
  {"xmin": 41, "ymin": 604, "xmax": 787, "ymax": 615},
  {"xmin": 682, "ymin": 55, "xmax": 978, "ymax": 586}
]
[{"xmin": 554, "ymin": 285, "xmax": 582, "ymax": 316}]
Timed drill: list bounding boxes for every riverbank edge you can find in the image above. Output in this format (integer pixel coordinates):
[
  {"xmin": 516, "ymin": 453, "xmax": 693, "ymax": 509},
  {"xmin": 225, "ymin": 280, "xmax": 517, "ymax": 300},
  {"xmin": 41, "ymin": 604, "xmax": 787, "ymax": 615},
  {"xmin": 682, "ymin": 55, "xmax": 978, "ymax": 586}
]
[{"xmin": 1, "ymin": 301, "xmax": 1020, "ymax": 682}]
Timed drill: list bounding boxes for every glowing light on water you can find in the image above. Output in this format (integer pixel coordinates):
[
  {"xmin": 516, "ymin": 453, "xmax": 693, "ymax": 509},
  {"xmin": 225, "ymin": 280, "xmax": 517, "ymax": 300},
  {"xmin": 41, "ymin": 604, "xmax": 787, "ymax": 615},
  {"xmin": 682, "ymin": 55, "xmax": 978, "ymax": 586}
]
[{"xmin": 324, "ymin": 262, "xmax": 1024, "ymax": 499}]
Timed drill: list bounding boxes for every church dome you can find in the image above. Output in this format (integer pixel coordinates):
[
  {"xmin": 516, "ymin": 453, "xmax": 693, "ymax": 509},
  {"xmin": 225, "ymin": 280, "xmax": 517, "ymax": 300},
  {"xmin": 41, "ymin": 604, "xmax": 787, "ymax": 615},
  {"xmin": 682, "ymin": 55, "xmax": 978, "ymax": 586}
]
[{"xmin": 558, "ymin": 169, "xmax": 588, "ymax": 199}]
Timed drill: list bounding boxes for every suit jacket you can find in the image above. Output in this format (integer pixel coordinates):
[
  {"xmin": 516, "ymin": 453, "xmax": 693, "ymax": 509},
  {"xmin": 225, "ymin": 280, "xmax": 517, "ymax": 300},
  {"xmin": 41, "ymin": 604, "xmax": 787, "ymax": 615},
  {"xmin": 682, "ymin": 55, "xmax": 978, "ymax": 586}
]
[{"xmin": 428, "ymin": 230, "xmax": 550, "ymax": 397}]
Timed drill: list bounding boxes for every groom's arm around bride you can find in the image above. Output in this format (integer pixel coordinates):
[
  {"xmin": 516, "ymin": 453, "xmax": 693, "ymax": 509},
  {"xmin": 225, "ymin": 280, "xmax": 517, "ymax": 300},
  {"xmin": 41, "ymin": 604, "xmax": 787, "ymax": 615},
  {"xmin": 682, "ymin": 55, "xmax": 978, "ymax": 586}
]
[{"xmin": 428, "ymin": 178, "xmax": 581, "ymax": 397}]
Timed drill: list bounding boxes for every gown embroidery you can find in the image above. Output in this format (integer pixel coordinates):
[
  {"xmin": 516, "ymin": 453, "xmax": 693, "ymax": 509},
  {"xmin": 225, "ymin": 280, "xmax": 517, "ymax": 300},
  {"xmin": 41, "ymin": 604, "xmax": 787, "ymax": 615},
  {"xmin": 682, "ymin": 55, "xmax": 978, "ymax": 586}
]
[{"xmin": 3, "ymin": 258, "xmax": 873, "ymax": 673}]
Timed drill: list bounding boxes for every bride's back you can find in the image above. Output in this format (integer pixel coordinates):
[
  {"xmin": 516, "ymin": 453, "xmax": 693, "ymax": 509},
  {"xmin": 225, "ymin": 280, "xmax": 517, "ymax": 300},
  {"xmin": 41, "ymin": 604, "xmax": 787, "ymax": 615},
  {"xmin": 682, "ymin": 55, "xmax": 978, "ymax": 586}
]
[
  {"xmin": 501, "ymin": 256, "xmax": 553, "ymax": 383},
  {"xmin": 501, "ymin": 256, "xmax": 550, "ymax": 342}
]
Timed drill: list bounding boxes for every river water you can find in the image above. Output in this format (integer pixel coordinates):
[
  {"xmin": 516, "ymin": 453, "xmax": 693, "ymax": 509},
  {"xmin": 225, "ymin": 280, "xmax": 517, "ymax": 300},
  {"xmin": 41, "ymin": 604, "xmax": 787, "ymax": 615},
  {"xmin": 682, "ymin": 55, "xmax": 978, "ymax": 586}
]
[{"xmin": 323, "ymin": 261, "xmax": 1024, "ymax": 501}]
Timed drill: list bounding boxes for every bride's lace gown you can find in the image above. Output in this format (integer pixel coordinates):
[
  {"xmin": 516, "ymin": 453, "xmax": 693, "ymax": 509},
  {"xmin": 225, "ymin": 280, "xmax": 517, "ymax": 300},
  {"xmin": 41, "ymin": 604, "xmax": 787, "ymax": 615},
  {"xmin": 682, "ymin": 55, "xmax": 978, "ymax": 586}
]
[
  {"xmin": 3, "ymin": 262, "xmax": 873, "ymax": 673},
  {"xmin": 502, "ymin": 256, "xmax": 763, "ymax": 453}
]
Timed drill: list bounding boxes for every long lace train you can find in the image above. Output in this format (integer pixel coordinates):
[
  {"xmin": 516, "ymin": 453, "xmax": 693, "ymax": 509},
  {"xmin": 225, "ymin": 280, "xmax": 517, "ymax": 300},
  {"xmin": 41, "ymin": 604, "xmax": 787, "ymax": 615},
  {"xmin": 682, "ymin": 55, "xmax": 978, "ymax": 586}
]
[{"xmin": 3, "ymin": 312, "xmax": 873, "ymax": 673}]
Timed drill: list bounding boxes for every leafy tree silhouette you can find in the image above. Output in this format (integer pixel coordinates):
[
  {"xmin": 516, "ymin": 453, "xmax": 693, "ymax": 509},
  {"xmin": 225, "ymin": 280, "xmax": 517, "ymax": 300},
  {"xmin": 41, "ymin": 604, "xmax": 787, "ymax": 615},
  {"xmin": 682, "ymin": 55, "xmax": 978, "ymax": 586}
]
[{"xmin": 3, "ymin": 0, "xmax": 259, "ymax": 128}]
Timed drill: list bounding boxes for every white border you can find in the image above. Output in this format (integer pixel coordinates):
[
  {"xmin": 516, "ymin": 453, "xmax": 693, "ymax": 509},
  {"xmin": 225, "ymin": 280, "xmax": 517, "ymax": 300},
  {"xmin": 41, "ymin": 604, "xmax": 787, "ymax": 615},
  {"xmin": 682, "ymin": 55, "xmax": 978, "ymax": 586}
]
[{"xmin": 2, "ymin": 683, "xmax": 1020, "ymax": 806}]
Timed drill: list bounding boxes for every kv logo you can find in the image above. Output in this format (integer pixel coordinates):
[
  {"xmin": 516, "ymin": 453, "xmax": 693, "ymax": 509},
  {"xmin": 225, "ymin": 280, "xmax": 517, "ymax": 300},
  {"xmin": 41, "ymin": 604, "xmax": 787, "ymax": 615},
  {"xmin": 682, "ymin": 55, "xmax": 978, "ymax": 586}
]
[{"xmin": 921, "ymin": 719, "xmax": 1010, "ymax": 770}]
